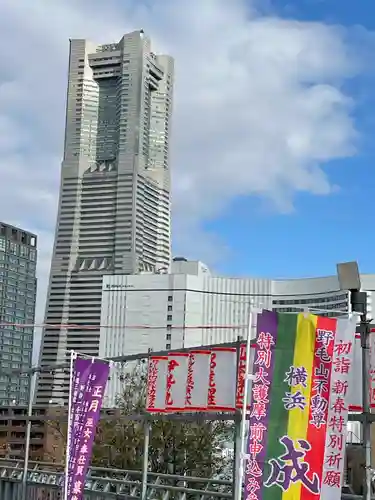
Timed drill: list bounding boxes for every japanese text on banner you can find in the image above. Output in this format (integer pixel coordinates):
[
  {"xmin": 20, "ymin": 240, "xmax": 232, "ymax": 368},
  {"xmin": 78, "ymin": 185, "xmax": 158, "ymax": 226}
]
[
  {"xmin": 322, "ymin": 327, "xmax": 354, "ymax": 493},
  {"xmin": 66, "ymin": 358, "xmax": 110, "ymax": 500},
  {"xmin": 244, "ymin": 311, "xmax": 277, "ymax": 500}
]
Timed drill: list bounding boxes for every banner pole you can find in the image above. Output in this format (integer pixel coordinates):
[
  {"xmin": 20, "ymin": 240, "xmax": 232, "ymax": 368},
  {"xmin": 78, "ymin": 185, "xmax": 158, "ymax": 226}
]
[
  {"xmin": 21, "ymin": 370, "xmax": 36, "ymax": 500},
  {"xmin": 141, "ymin": 421, "xmax": 150, "ymax": 500},
  {"xmin": 234, "ymin": 306, "xmax": 255, "ymax": 500},
  {"xmin": 63, "ymin": 350, "xmax": 75, "ymax": 500},
  {"xmin": 232, "ymin": 338, "xmax": 242, "ymax": 500}
]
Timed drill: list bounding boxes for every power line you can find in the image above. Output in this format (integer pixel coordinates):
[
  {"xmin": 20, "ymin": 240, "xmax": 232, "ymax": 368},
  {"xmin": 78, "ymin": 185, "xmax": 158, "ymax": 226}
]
[{"xmin": 0, "ymin": 339, "xmax": 244, "ymax": 376}]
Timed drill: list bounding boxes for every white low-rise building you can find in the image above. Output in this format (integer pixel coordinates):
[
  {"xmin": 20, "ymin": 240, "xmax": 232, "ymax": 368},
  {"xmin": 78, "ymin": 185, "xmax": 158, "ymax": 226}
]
[{"xmin": 99, "ymin": 258, "xmax": 375, "ymax": 407}]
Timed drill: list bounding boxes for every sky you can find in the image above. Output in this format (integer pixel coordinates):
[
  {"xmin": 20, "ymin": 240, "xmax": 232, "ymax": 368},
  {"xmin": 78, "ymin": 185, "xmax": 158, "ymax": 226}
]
[{"xmin": 1, "ymin": 0, "xmax": 375, "ymax": 338}]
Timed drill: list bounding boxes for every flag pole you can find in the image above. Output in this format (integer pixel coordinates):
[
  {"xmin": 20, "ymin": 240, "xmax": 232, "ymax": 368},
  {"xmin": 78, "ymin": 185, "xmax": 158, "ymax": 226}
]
[
  {"xmin": 63, "ymin": 350, "xmax": 75, "ymax": 500},
  {"xmin": 234, "ymin": 305, "xmax": 256, "ymax": 500}
]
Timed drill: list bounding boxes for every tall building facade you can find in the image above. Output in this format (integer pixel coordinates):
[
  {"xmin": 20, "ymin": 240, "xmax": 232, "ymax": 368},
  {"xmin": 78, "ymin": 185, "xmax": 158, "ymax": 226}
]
[
  {"xmin": 0, "ymin": 223, "xmax": 37, "ymax": 405},
  {"xmin": 99, "ymin": 259, "xmax": 368, "ymax": 407},
  {"xmin": 37, "ymin": 31, "xmax": 174, "ymax": 405}
]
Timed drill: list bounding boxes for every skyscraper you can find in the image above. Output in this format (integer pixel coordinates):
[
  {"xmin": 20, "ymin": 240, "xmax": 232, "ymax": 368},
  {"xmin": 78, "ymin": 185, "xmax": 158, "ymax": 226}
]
[
  {"xmin": 37, "ymin": 31, "xmax": 174, "ymax": 405},
  {"xmin": 0, "ymin": 223, "xmax": 37, "ymax": 405}
]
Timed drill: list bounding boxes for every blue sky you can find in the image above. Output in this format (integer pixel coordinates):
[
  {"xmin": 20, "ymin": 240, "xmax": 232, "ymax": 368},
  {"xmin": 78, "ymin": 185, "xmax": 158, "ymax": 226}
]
[
  {"xmin": 271, "ymin": 0, "xmax": 374, "ymax": 27},
  {"xmin": 203, "ymin": 0, "xmax": 375, "ymax": 279}
]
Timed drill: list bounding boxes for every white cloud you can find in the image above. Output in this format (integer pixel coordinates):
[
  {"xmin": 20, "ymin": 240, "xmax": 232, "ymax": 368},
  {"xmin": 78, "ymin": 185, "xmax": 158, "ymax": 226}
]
[{"xmin": 0, "ymin": 0, "xmax": 363, "ymax": 345}]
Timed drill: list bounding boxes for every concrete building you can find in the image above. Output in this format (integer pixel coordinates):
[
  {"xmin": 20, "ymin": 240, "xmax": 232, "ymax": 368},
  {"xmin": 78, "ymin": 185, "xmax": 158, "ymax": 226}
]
[
  {"xmin": 0, "ymin": 223, "xmax": 37, "ymax": 406},
  {"xmin": 0, "ymin": 405, "xmax": 49, "ymax": 460},
  {"xmin": 99, "ymin": 258, "xmax": 374, "ymax": 406},
  {"xmin": 37, "ymin": 31, "xmax": 174, "ymax": 405}
]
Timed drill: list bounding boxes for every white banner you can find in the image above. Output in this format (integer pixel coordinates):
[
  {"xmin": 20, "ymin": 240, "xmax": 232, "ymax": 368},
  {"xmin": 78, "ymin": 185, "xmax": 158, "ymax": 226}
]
[
  {"xmin": 144, "ymin": 328, "xmax": 365, "ymax": 414},
  {"xmin": 321, "ymin": 315, "xmax": 357, "ymax": 497},
  {"xmin": 185, "ymin": 350, "xmax": 210, "ymax": 411},
  {"xmin": 207, "ymin": 347, "xmax": 237, "ymax": 411},
  {"xmin": 146, "ymin": 356, "xmax": 168, "ymax": 412},
  {"xmin": 165, "ymin": 353, "xmax": 189, "ymax": 411}
]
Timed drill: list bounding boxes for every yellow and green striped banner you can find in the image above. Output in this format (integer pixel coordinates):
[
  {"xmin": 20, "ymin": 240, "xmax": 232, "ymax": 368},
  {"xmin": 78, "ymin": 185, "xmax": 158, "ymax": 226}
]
[{"xmin": 244, "ymin": 309, "xmax": 356, "ymax": 500}]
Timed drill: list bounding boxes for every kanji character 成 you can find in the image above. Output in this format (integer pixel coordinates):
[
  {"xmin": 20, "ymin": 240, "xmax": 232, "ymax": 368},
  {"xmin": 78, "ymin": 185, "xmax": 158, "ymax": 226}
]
[{"xmin": 264, "ymin": 436, "xmax": 320, "ymax": 494}]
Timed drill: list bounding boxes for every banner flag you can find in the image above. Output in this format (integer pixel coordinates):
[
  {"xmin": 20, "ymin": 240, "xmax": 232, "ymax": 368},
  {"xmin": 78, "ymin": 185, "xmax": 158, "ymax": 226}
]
[
  {"xmin": 321, "ymin": 315, "xmax": 357, "ymax": 497},
  {"xmin": 165, "ymin": 352, "xmax": 189, "ymax": 412},
  {"xmin": 244, "ymin": 310, "xmax": 356, "ymax": 500},
  {"xmin": 68, "ymin": 356, "xmax": 94, "ymax": 491},
  {"xmin": 66, "ymin": 356, "xmax": 110, "ymax": 500},
  {"xmin": 146, "ymin": 356, "xmax": 168, "ymax": 412},
  {"xmin": 207, "ymin": 347, "xmax": 237, "ymax": 411},
  {"xmin": 185, "ymin": 350, "xmax": 211, "ymax": 411}
]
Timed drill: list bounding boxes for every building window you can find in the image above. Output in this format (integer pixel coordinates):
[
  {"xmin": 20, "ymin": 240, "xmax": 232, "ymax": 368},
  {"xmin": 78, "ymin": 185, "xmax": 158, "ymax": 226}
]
[
  {"xmin": 168, "ymin": 295, "xmax": 172, "ymax": 302},
  {"xmin": 167, "ymin": 315, "xmax": 172, "ymax": 321},
  {"xmin": 166, "ymin": 343, "xmax": 171, "ymax": 349},
  {"xmin": 167, "ymin": 305, "xmax": 172, "ymax": 312},
  {"xmin": 20, "ymin": 246, "xmax": 28, "ymax": 258},
  {"xmin": 9, "ymin": 242, "xmax": 18, "ymax": 255},
  {"xmin": 166, "ymin": 333, "xmax": 171, "ymax": 340}
]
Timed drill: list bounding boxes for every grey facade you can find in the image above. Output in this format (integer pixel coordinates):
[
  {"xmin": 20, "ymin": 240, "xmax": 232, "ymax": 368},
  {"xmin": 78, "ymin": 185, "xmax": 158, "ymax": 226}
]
[
  {"xmin": 0, "ymin": 223, "xmax": 37, "ymax": 405},
  {"xmin": 37, "ymin": 31, "xmax": 174, "ymax": 405}
]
